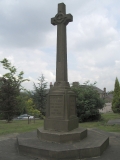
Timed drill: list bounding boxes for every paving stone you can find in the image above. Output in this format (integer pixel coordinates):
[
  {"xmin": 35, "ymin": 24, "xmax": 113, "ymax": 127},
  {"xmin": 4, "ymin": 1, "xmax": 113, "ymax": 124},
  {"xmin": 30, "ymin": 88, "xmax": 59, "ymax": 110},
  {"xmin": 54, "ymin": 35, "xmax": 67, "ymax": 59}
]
[
  {"xmin": 0, "ymin": 129, "xmax": 120, "ymax": 160},
  {"xmin": 107, "ymin": 119, "xmax": 120, "ymax": 125}
]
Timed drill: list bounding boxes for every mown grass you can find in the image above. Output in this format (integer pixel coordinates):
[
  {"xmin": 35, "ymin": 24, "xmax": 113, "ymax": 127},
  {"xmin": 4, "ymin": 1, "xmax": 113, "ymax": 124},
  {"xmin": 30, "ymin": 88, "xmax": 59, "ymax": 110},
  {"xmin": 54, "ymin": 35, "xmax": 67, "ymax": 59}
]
[
  {"xmin": 0, "ymin": 112, "xmax": 120, "ymax": 136},
  {"xmin": 0, "ymin": 119, "xmax": 43, "ymax": 136},
  {"xmin": 79, "ymin": 112, "xmax": 120, "ymax": 132}
]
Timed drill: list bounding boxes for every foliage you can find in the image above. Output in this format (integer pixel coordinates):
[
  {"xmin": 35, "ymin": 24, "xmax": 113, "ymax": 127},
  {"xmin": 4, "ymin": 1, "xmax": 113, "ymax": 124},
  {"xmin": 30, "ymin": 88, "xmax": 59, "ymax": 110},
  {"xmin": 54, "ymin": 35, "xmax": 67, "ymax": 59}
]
[
  {"xmin": 32, "ymin": 74, "xmax": 47, "ymax": 116},
  {"xmin": 0, "ymin": 58, "xmax": 28, "ymax": 91},
  {"xmin": 15, "ymin": 91, "xmax": 42, "ymax": 118},
  {"xmin": 25, "ymin": 98, "xmax": 42, "ymax": 118},
  {"xmin": 107, "ymin": 90, "xmax": 114, "ymax": 94},
  {"xmin": 16, "ymin": 92, "xmax": 27, "ymax": 114},
  {"xmin": 72, "ymin": 81, "xmax": 105, "ymax": 122},
  {"xmin": 79, "ymin": 112, "xmax": 120, "ymax": 133},
  {"xmin": 112, "ymin": 77, "xmax": 120, "ymax": 113},
  {"xmin": 0, "ymin": 78, "xmax": 19, "ymax": 122},
  {"xmin": 0, "ymin": 58, "xmax": 29, "ymax": 122},
  {"xmin": 16, "ymin": 91, "xmax": 31, "ymax": 115}
]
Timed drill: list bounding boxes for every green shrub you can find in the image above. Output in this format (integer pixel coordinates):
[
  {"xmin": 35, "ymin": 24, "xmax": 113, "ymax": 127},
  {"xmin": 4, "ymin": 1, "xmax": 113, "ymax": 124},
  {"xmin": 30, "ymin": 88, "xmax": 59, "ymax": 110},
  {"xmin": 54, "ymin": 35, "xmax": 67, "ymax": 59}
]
[
  {"xmin": 112, "ymin": 77, "xmax": 120, "ymax": 113},
  {"xmin": 72, "ymin": 82, "xmax": 105, "ymax": 122}
]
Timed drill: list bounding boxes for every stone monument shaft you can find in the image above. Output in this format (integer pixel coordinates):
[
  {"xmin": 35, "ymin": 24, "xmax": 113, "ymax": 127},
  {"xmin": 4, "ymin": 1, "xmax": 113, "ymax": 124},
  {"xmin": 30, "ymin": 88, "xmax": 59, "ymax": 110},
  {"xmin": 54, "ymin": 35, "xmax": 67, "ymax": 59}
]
[
  {"xmin": 51, "ymin": 3, "xmax": 73, "ymax": 82},
  {"xmin": 44, "ymin": 3, "xmax": 78, "ymax": 132}
]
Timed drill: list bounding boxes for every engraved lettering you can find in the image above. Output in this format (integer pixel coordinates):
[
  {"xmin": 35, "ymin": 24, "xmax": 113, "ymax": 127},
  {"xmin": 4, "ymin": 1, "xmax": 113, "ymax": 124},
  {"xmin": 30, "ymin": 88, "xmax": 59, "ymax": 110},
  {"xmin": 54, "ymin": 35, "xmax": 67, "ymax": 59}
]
[{"xmin": 50, "ymin": 95, "xmax": 64, "ymax": 117}]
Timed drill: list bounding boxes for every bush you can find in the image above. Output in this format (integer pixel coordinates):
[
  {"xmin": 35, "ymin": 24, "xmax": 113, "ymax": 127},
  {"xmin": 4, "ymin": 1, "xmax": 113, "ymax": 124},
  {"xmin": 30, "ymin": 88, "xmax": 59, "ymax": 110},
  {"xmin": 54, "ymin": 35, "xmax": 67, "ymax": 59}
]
[
  {"xmin": 72, "ymin": 82, "xmax": 105, "ymax": 122},
  {"xmin": 112, "ymin": 77, "xmax": 120, "ymax": 113}
]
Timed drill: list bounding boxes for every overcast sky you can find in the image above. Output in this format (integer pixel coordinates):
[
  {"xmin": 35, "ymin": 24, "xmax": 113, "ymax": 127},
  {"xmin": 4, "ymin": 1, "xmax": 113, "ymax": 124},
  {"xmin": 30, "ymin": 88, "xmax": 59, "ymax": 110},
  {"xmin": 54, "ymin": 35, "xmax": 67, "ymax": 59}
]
[{"xmin": 0, "ymin": 0, "xmax": 120, "ymax": 91}]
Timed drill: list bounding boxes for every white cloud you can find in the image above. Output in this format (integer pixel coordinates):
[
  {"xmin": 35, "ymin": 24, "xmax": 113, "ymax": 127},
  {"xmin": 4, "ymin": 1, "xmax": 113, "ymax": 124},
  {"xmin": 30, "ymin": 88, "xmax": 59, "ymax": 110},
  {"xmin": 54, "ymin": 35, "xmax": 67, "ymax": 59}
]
[{"xmin": 0, "ymin": 0, "xmax": 120, "ymax": 92}]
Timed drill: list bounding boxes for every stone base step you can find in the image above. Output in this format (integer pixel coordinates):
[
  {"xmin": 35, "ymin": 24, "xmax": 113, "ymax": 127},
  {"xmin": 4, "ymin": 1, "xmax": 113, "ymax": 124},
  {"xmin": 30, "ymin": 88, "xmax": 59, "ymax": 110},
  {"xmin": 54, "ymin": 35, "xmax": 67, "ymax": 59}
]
[
  {"xmin": 37, "ymin": 127, "xmax": 87, "ymax": 143},
  {"xmin": 17, "ymin": 128, "xmax": 109, "ymax": 160}
]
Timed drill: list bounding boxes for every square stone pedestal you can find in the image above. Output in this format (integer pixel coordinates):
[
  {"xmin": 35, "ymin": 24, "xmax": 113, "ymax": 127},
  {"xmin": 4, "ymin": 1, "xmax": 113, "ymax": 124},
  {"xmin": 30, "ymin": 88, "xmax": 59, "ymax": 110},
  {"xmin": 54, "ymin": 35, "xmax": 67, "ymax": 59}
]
[
  {"xmin": 44, "ymin": 87, "xmax": 79, "ymax": 132},
  {"xmin": 44, "ymin": 117, "xmax": 78, "ymax": 132}
]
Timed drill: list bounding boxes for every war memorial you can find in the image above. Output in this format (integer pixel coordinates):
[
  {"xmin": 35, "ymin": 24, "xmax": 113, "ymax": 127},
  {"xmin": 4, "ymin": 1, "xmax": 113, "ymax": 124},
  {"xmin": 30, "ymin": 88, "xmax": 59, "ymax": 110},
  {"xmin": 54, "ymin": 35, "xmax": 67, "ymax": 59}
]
[{"xmin": 17, "ymin": 3, "xmax": 109, "ymax": 160}]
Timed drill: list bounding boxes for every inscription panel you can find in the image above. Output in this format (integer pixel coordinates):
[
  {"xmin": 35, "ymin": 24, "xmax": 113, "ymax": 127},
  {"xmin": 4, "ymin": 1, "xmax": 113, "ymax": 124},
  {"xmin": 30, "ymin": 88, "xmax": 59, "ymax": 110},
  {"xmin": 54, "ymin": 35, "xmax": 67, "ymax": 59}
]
[
  {"xmin": 50, "ymin": 95, "xmax": 64, "ymax": 118},
  {"xmin": 69, "ymin": 96, "xmax": 76, "ymax": 116}
]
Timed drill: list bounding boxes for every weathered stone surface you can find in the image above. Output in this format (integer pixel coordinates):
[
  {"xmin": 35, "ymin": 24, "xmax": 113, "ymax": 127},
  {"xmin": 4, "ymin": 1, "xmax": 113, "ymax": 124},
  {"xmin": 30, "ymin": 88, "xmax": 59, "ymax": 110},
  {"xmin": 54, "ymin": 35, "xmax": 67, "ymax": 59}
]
[
  {"xmin": 17, "ymin": 129, "xmax": 109, "ymax": 160},
  {"xmin": 37, "ymin": 127, "xmax": 87, "ymax": 143},
  {"xmin": 43, "ymin": 3, "xmax": 79, "ymax": 132},
  {"xmin": 44, "ymin": 89, "xmax": 78, "ymax": 132},
  {"xmin": 44, "ymin": 117, "xmax": 78, "ymax": 132},
  {"xmin": 51, "ymin": 3, "xmax": 72, "ymax": 82}
]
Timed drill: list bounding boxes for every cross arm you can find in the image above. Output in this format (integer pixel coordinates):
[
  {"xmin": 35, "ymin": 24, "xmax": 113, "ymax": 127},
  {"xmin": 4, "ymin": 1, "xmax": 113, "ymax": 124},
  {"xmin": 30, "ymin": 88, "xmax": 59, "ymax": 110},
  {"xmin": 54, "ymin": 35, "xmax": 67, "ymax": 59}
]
[
  {"xmin": 51, "ymin": 13, "xmax": 73, "ymax": 26},
  {"xmin": 64, "ymin": 14, "xmax": 73, "ymax": 25}
]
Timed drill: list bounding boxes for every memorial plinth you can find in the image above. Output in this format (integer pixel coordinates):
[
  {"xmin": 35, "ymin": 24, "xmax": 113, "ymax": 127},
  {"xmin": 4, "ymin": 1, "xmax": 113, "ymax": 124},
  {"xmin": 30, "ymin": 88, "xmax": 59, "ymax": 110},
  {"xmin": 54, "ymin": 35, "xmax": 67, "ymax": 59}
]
[
  {"xmin": 17, "ymin": 3, "xmax": 109, "ymax": 160},
  {"xmin": 44, "ymin": 89, "xmax": 78, "ymax": 132}
]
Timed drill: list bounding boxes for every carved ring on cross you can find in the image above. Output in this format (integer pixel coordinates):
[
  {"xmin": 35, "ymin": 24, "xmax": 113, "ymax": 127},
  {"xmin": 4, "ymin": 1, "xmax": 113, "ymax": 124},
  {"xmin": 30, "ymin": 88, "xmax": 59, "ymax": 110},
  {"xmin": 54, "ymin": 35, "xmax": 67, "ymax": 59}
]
[{"xmin": 55, "ymin": 12, "xmax": 66, "ymax": 24}]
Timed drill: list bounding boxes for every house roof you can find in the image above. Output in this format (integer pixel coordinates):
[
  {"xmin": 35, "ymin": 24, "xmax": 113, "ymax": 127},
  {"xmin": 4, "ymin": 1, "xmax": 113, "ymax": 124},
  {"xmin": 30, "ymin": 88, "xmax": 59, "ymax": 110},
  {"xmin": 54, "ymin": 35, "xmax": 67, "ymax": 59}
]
[{"xmin": 80, "ymin": 85, "xmax": 104, "ymax": 94}]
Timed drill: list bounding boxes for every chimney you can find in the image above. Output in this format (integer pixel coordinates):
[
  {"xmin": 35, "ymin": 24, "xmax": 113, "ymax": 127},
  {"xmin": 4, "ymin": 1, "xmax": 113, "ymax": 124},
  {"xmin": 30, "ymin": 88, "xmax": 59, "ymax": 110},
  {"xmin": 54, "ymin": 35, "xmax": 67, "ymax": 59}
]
[
  {"xmin": 50, "ymin": 82, "xmax": 53, "ymax": 89},
  {"xmin": 103, "ymin": 87, "xmax": 106, "ymax": 93},
  {"xmin": 72, "ymin": 82, "xmax": 79, "ymax": 87},
  {"xmin": 103, "ymin": 87, "xmax": 106, "ymax": 98}
]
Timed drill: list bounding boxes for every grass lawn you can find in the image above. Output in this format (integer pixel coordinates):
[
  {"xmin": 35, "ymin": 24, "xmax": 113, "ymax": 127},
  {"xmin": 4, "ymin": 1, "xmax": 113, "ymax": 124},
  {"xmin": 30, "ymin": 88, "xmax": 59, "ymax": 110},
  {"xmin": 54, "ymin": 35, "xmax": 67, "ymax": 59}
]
[
  {"xmin": 0, "ymin": 119, "xmax": 44, "ymax": 136},
  {"xmin": 80, "ymin": 112, "xmax": 120, "ymax": 132},
  {"xmin": 0, "ymin": 112, "xmax": 120, "ymax": 136}
]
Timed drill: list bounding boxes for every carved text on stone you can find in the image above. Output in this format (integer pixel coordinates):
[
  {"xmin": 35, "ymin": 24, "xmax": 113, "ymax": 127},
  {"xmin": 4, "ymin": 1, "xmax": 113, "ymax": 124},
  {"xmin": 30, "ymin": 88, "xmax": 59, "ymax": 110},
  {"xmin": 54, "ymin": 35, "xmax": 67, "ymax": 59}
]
[{"xmin": 50, "ymin": 95, "xmax": 64, "ymax": 117}]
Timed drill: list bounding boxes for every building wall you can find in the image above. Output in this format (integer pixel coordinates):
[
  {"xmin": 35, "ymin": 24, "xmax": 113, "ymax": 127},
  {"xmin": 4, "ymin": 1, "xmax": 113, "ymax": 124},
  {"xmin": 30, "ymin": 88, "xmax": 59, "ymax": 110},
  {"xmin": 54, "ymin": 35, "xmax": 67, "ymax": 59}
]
[{"xmin": 99, "ymin": 103, "xmax": 112, "ymax": 113}]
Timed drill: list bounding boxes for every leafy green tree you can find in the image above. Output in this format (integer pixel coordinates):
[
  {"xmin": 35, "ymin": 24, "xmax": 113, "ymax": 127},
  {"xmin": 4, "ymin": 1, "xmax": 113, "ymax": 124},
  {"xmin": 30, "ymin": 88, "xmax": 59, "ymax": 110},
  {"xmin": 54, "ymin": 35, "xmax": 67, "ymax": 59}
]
[
  {"xmin": 0, "ymin": 78, "xmax": 19, "ymax": 122},
  {"xmin": 112, "ymin": 77, "xmax": 120, "ymax": 113},
  {"xmin": 16, "ymin": 91, "xmax": 31, "ymax": 115},
  {"xmin": 72, "ymin": 81, "xmax": 105, "ymax": 122},
  {"xmin": 25, "ymin": 98, "xmax": 42, "ymax": 118},
  {"xmin": 32, "ymin": 74, "xmax": 47, "ymax": 116},
  {"xmin": 16, "ymin": 92, "xmax": 42, "ymax": 118},
  {"xmin": 0, "ymin": 58, "xmax": 29, "ymax": 122}
]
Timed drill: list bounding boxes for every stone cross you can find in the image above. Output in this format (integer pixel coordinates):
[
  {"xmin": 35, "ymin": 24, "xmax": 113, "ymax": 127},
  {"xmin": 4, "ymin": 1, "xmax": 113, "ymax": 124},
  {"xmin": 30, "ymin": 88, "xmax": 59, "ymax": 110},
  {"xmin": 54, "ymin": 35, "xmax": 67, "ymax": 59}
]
[
  {"xmin": 44, "ymin": 3, "xmax": 78, "ymax": 132},
  {"xmin": 51, "ymin": 3, "xmax": 73, "ymax": 82}
]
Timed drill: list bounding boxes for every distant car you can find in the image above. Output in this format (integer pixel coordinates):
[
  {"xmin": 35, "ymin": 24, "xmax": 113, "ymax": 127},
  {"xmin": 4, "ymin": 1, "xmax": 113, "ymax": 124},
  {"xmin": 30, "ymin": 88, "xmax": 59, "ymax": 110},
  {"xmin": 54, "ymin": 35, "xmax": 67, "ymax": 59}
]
[{"xmin": 17, "ymin": 114, "xmax": 34, "ymax": 119}]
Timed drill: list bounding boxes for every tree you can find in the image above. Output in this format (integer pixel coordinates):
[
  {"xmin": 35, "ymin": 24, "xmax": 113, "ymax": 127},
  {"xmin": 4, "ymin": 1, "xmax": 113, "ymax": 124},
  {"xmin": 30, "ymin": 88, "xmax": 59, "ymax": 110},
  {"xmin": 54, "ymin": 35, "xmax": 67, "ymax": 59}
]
[
  {"xmin": 16, "ymin": 91, "xmax": 31, "ymax": 115},
  {"xmin": 16, "ymin": 91, "xmax": 42, "ymax": 118},
  {"xmin": 112, "ymin": 77, "xmax": 120, "ymax": 113},
  {"xmin": 0, "ymin": 58, "xmax": 29, "ymax": 122},
  {"xmin": 25, "ymin": 98, "xmax": 42, "ymax": 118},
  {"xmin": 0, "ymin": 78, "xmax": 19, "ymax": 122},
  {"xmin": 32, "ymin": 74, "xmax": 47, "ymax": 115},
  {"xmin": 72, "ymin": 81, "xmax": 105, "ymax": 122}
]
